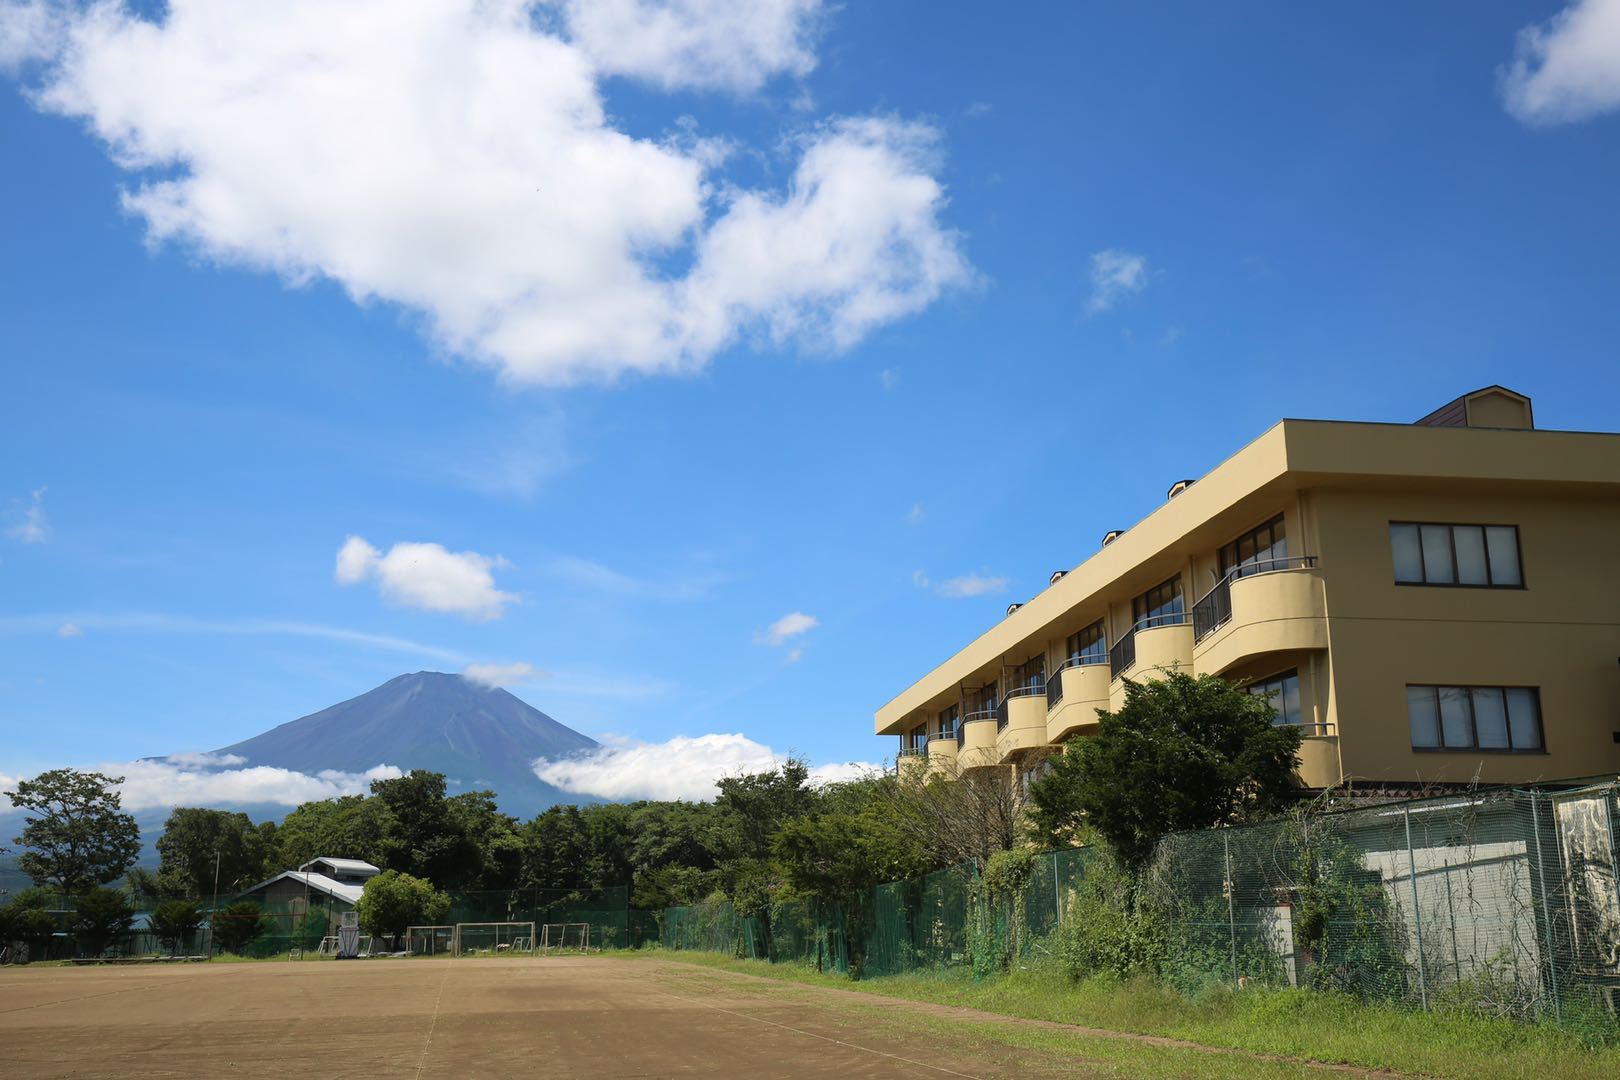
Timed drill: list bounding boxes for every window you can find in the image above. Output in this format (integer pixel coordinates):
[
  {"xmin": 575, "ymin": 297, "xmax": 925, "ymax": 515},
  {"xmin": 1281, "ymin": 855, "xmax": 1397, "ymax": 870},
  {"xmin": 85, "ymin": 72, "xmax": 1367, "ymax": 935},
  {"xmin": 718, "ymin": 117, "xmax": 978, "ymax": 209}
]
[
  {"xmin": 935, "ymin": 703, "xmax": 959, "ymax": 740},
  {"xmin": 1247, "ymin": 670, "xmax": 1303, "ymax": 726},
  {"xmin": 905, "ymin": 724, "xmax": 929, "ymax": 751},
  {"xmin": 1390, "ymin": 523, "xmax": 1522, "ymax": 587},
  {"xmin": 1132, "ymin": 576, "xmax": 1184, "ymax": 629},
  {"xmin": 1009, "ymin": 654, "xmax": 1045, "ymax": 694},
  {"xmin": 1406, "ymin": 685, "xmax": 1543, "ymax": 751},
  {"xmin": 1065, "ymin": 620, "xmax": 1107, "ymax": 664},
  {"xmin": 1221, "ymin": 515, "xmax": 1289, "ymax": 579},
  {"xmin": 965, "ymin": 683, "xmax": 998, "ymax": 718}
]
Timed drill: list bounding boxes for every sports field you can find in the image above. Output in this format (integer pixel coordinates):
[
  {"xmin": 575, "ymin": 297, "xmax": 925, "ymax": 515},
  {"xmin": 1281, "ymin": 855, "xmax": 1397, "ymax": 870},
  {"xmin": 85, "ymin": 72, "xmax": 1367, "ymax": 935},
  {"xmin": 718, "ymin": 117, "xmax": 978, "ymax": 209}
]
[{"xmin": 0, "ymin": 954, "xmax": 1372, "ymax": 1078}]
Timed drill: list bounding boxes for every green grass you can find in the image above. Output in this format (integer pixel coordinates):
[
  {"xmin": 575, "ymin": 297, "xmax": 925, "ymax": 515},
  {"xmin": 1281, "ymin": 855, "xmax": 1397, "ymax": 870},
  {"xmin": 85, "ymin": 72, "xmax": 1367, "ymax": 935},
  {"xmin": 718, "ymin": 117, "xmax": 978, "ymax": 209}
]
[{"xmin": 639, "ymin": 949, "xmax": 1620, "ymax": 1080}]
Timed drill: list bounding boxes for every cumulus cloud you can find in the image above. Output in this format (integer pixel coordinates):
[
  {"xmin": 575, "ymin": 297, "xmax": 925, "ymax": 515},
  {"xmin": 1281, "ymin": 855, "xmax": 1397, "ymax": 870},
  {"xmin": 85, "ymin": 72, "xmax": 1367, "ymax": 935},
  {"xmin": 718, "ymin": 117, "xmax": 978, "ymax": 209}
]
[
  {"xmin": 462, "ymin": 661, "xmax": 546, "ymax": 688},
  {"xmin": 0, "ymin": 0, "xmax": 62, "ymax": 69},
  {"xmin": 7, "ymin": 487, "xmax": 48, "ymax": 543},
  {"xmin": 19, "ymin": 1, "xmax": 968, "ymax": 386},
  {"xmin": 335, "ymin": 535, "xmax": 516, "ymax": 620},
  {"xmin": 912, "ymin": 569, "xmax": 1008, "ymax": 598},
  {"xmin": 0, "ymin": 756, "xmax": 404, "ymax": 812},
  {"xmin": 755, "ymin": 610, "xmax": 818, "ymax": 645},
  {"xmin": 559, "ymin": 0, "xmax": 823, "ymax": 93},
  {"xmin": 1501, "ymin": 0, "xmax": 1620, "ymax": 124},
  {"xmin": 532, "ymin": 733, "xmax": 875, "ymax": 801},
  {"xmin": 1086, "ymin": 249, "xmax": 1149, "ymax": 313}
]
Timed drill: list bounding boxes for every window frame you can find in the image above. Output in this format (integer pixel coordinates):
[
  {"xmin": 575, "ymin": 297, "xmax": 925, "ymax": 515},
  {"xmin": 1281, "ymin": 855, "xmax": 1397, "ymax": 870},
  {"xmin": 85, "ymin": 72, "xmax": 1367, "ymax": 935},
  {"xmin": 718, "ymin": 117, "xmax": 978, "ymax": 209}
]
[
  {"xmin": 1132, "ymin": 575, "xmax": 1185, "ymax": 629},
  {"xmin": 1405, "ymin": 684, "xmax": 1545, "ymax": 753},
  {"xmin": 1246, "ymin": 669, "xmax": 1303, "ymax": 727},
  {"xmin": 1065, "ymin": 619, "xmax": 1107, "ymax": 664},
  {"xmin": 1220, "ymin": 514, "xmax": 1289, "ymax": 579},
  {"xmin": 1388, "ymin": 521, "xmax": 1525, "ymax": 590}
]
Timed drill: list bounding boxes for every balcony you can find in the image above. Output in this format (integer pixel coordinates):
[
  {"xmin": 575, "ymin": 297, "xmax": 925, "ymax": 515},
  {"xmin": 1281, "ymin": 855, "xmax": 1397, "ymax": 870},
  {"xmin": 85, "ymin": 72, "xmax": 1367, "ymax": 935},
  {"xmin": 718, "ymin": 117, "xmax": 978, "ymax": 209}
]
[
  {"xmin": 957, "ymin": 714, "xmax": 1000, "ymax": 770},
  {"xmin": 1294, "ymin": 722, "xmax": 1341, "ymax": 790},
  {"xmin": 1109, "ymin": 612, "xmax": 1194, "ymax": 680},
  {"xmin": 897, "ymin": 745, "xmax": 928, "ymax": 776},
  {"xmin": 995, "ymin": 689, "xmax": 1048, "ymax": 761},
  {"xmin": 925, "ymin": 732, "xmax": 959, "ymax": 775},
  {"xmin": 1046, "ymin": 656, "xmax": 1111, "ymax": 742},
  {"xmin": 1192, "ymin": 559, "xmax": 1327, "ymax": 675}
]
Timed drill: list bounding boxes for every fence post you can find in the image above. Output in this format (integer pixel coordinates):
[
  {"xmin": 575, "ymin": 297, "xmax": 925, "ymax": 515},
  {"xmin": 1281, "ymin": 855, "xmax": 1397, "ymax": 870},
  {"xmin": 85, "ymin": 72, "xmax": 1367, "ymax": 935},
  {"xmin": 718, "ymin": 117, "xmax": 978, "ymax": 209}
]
[
  {"xmin": 1403, "ymin": 806, "xmax": 1428, "ymax": 1010},
  {"xmin": 1224, "ymin": 831, "xmax": 1238, "ymax": 984},
  {"xmin": 1528, "ymin": 793, "xmax": 1562, "ymax": 1022},
  {"xmin": 1053, "ymin": 851, "xmax": 1062, "ymax": 927}
]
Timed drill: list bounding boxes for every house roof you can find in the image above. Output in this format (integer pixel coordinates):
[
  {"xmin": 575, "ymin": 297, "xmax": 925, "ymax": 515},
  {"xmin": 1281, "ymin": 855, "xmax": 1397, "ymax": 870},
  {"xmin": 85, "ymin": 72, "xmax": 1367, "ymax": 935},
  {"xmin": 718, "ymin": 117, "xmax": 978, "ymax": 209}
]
[
  {"xmin": 299, "ymin": 857, "xmax": 380, "ymax": 877},
  {"xmin": 238, "ymin": 870, "xmax": 365, "ymax": 906}
]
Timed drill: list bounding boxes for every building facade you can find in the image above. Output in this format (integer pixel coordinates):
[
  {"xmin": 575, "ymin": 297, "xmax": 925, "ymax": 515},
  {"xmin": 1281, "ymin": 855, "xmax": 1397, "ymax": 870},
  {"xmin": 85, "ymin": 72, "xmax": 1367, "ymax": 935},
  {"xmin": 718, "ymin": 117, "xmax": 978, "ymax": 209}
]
[{"xmin": 875, "ymin": 387, "xmax": 1620, "ymax": 792}]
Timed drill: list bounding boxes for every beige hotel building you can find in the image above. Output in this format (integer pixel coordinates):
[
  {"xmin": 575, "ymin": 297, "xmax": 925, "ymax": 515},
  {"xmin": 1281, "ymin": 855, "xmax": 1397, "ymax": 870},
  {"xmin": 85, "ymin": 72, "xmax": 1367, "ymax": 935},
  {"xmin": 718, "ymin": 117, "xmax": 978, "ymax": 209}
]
[{"xmin": 876, "ymin": 387, "xmax": 1620, "ymax": 792}]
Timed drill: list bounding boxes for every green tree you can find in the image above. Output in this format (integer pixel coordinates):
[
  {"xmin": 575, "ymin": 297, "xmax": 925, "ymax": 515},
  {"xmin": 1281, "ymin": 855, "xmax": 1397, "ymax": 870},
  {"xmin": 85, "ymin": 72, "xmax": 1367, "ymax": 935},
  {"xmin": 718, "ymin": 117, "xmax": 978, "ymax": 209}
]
[
  {"xmin": 274, "ymin": 794, "xmax": 389, "ymax": 869},
  {"xmin": 370, "ymin": 771, "xmax": 481, "ymax": 888},
  {"xmin": 150, "ymin": 899, "xmax": 204, "ymax": 955},
  {"xmin": 1, "ymin": 889, "xmax": 61, "ymax": 962},
  {"xmin": 5, "ymin": 769, "xmax": 141, "ymax": 892},
  {"xmin": 355, "ymin": 870, "xmax": 450, "ymax": 949},
  {"xmin": 211, "ymin": 901, "xmax": 272, "ymax": 955},
  {"xmin": 70, "ymin": 887, "xmax": 135, "ymax": 957},
  {"xmin": 445, "ymin": 790, "xmax": 521, "ymax": 889},
  {"xmin": 155, "ymin": 808, "xmax": 273, "ymax": 899},
  {"xmin": 1028, "ymin": 671, "xmax": 1304, "ymax": 871}
]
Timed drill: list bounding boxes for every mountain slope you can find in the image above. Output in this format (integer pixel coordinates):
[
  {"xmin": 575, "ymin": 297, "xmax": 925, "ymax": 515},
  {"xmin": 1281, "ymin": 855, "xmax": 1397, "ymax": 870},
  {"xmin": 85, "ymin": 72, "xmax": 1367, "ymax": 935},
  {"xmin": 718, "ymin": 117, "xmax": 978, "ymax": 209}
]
[{"xmin": 215, "ymin": 671, "xmax": 597, "ymax": 816}]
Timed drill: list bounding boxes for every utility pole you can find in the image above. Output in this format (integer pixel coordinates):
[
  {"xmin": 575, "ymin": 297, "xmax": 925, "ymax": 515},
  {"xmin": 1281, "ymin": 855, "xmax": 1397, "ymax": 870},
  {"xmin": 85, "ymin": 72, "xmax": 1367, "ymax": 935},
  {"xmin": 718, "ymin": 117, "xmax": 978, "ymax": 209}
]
[{"xmin": 209, "ymin": 850, "xmax": 222, "ymax": 957}]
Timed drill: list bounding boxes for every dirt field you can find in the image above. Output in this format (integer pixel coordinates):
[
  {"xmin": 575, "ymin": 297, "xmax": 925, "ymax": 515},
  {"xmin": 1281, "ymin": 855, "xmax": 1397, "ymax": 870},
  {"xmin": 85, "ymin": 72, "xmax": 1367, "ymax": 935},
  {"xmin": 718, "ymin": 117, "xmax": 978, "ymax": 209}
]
[{"xmin": 0, "ymin": 954, "xmax": 1351, "ymax": 1079}]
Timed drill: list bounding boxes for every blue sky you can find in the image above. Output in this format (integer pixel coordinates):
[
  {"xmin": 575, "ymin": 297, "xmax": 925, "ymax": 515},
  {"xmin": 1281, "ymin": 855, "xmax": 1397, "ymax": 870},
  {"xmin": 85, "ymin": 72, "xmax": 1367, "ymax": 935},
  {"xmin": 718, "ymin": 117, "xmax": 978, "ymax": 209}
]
[{"xmin": 2, "ymin": 1, "xmax": 1618, "ymax": 806}]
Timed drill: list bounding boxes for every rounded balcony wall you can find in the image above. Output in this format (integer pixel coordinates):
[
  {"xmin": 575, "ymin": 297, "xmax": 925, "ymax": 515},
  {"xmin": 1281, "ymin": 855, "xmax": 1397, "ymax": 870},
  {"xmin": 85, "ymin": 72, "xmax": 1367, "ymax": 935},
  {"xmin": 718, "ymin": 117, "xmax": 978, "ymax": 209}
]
[
  {"xmin": 926, "ymin": 736, "xmax": 959, "ymax": 776},
  {"xmin": 996, "ymin": 695, "xmax": 1048, "ymax": 762},
  {"xmin": 958, "ymin": 717, "xmax": 1000, "ymax": 770},
  {"xmin": 1047, "ymin": 662, "xmax": 1110, "ymax": 743},
  {"xmin": 1195, "ymin": 566, "xmax": 1328, "ymax": 675},
  {"xmin": 1295, "ymin": 725, "xmax": 1341, "ymax": 789},
  {"xmin": 1109, "ymin": 622, "xmax": 1194, "ymax": 711}
]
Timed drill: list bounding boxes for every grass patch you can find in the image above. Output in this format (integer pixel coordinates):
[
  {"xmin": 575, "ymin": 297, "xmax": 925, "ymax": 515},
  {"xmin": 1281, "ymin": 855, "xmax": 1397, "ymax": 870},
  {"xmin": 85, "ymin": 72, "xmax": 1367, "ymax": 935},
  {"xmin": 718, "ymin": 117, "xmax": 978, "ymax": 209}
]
[{"xmin": 639, "ymin": 950, "xmax": 1620, "ymax": 1080}]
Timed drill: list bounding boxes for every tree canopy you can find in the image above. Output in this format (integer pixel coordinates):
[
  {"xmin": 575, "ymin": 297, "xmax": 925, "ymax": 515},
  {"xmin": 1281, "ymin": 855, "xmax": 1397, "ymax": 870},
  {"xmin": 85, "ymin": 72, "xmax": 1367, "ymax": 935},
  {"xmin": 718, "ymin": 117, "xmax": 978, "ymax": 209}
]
[
  {"xmin": 5, "ymin": 769, "xmax": 141, "ymax": 892},
  {"xmin": 356, "ymin": 870, "xmax": 450, "ymax": 946},
  {"xmin": 155, "ymin": 807, "xmax": 276, "ymax": 899},
  {"xmin": 1028, "ymin": 670, "xmax": 1304, "ymax": 870}
]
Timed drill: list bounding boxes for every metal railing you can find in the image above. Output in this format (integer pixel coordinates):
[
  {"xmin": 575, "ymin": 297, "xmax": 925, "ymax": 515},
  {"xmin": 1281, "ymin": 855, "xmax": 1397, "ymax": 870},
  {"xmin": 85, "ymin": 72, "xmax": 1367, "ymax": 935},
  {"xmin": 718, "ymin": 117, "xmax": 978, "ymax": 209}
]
[
  {"xmin": 1191, "ymin": 556, "xmax": 1318, "ymax": 642},
  {"xmin": 898, "ymin": 745, "xmax": 926, "ymax": 758},
  {"xmin": 931, "ymin": 726, "xmax": 959, "ymax": 744},
  {"xmin": 1108, "ymin": 610, "xmax": 1192, "ymax": 678},
  {"xmin": 1045, "ymin": 652, "xmax": 1108, "ymax": 709},
  {"xmin": 959, "ymin": 709, "xmax": 996, "ymax": 744}
]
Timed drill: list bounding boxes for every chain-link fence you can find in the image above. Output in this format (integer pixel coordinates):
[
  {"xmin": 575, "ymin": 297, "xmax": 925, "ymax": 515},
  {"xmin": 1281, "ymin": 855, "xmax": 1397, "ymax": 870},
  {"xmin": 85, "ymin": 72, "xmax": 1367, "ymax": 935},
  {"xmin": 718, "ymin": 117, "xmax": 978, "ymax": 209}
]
[{"xmin": 656, "ymin": 783, "xmax": 1620, "ymax": 1024}]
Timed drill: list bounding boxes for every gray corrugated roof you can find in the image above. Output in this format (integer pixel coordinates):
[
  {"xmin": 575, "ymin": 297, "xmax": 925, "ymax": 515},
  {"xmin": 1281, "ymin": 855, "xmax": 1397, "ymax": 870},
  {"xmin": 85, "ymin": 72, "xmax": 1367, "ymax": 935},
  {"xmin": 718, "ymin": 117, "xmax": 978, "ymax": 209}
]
[
  {"xmin": 238, "ymin": 870, "xmax": 365, "ymax": 906},
  {"xmin": 299, "ymin": 857, "xmax": 380, "ymax": 877}
]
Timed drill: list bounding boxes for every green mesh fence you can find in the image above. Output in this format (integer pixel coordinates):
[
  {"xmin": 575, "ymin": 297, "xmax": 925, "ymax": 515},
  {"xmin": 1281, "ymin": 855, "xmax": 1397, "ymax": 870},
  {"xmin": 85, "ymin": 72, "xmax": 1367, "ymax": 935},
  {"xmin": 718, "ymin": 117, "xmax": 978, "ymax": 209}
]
[{"xmin": 652, "ymin": 783, "xmax": 1620, "ymax": 1026}]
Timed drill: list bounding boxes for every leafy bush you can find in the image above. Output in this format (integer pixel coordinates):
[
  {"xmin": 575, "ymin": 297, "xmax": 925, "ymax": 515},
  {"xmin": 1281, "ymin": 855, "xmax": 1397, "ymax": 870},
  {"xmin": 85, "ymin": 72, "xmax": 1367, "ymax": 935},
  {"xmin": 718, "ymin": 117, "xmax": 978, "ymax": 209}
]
[
  {"xmin": 70, "ymin": 887, "xmax": 135, "ymax": 957},
  {"xmin": 212, "ymin": 901, "xmax": 272, "ymax": 954},
  {"xmin": 150, "ymin": 899, "xmax": 204, "ymax": 955}
]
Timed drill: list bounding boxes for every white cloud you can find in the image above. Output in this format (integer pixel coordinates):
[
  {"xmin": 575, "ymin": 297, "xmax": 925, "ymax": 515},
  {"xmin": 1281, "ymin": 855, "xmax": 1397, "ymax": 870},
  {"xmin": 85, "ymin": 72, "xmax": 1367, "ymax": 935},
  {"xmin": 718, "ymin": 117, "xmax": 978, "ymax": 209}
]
[
  {"xmin": 0, "ymin": 756, "xmax": 405, "ymax": 812},
  {"xmin": 755, "ymin": 610, "xmax": 817, "ymax": 645},
  {"xmin": 1501, "ymin": 0, "xmax": 1620, "ymax": 124},
  {"xmin": 56, "ymin": 621, "xmax": 81, "ymax": 638},
  {"xmin": 558, "ymin": 0, "xmax": 823, "ymax": 93},
  {"xmin": 21, "ymin": 2, "xmax": 968, "ymax": 386},
  {"xmin": 462, "ymin": 661, "xmax": 546, "ymax": 688},
  {"xmin": 906, "ymin": 502, "xmax": 925, "ymax": 525},
  {"xmin": 7, "ymin": 487, "xmax": 48, "ymax": 543},
  {"xmin": 911, "ymin": 569, "xmax": 1008, "ymax": 598},
  {"xmin": 335, "ymin": 535, "xmax": 516, "ymax": 621},
  {"xmin": 532, "ymin": 732, "xmax": 875, "ymax": 801},
  {"xmin": 0, "ymin": 0, "xmax": 61, "ymax": 69},
  {"xmin": 1086, "ymin": 249, "xmax": 1149, "ymax": 314},
  {"xmin": 880, "ymin": 368, "xmax": 900, "ymax": 390},
  {"xmin": 0, "ymin": 610, "xmax": 465, "ymax": 663}
]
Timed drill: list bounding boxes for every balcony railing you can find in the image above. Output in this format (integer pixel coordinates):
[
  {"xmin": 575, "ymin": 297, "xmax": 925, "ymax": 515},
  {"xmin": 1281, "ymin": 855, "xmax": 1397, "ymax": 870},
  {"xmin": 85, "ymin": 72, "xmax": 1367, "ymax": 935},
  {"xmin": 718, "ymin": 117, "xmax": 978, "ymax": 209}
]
[
  {"xmin": 898, "ymin": 745, "xmax": 926, "ymax": 758},
  {"xmin": 958, "ymin": 708, "xmax": 995, "ymax": 745},
  {"xmin": 1108, "ymin": 610, "xmax": 1191, "ymax": 678},
  {"xmin": 1190, "ymin": 556, "xmax": 1317, "ymax": 642},
  {"xmin": 933, "ymin": 725, "xmax": 959, "ymax": 744},
  {"xmin": 1046, "ymin": 652, "xmax": 1107, "ymax": 709},
  {"xmin": 994, "ymin": 683, "xmax": 1044, "ymax": 730}
]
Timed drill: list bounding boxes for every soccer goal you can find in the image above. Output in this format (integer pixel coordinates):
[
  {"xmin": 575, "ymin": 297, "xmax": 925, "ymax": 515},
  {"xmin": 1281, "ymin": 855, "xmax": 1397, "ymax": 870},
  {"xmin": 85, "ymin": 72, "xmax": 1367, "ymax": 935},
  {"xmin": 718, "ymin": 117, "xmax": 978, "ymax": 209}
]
[
  {"xmin": 405, "ymin": 925, "xmax": 455, "ymax": 956},
  {"xmin": 451, "ymin": 922, "xmax": 535, "ymax": 956},
  {"xmin": 540, "ymin": 922, "xmax": 591, "ymax": 953}
]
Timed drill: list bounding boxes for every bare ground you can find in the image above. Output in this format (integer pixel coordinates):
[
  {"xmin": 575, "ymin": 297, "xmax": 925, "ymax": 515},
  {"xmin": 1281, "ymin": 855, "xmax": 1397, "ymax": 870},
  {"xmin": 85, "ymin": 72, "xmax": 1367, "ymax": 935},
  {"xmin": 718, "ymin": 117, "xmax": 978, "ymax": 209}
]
[{"xmin": 0, "ymin": 955, "xmax": 1387, "ymax": 1079}]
